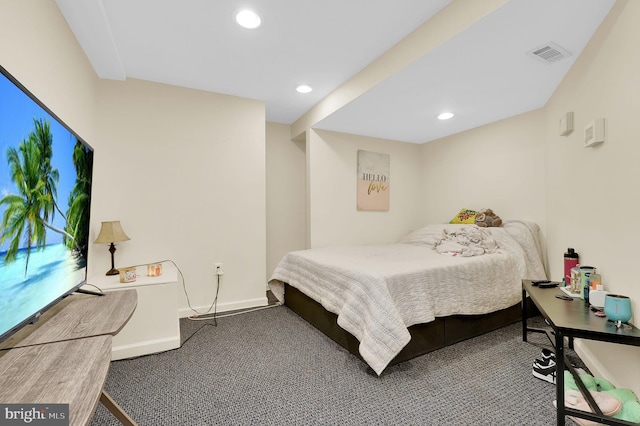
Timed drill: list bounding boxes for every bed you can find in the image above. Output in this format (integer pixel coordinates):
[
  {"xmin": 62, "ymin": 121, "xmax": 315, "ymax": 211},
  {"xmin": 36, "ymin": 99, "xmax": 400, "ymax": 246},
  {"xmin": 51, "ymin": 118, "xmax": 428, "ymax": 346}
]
[{"xmin": 268, "ymin": 220, "xmax": 547, "ymax": 375}]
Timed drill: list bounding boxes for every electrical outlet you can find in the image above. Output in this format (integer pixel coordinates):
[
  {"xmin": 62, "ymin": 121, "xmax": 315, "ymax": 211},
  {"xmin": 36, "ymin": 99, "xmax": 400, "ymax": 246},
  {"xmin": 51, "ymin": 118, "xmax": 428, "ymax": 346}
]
[{"xmin": 215, "ymin": 263, "xmax": 224, "ymax": 276}]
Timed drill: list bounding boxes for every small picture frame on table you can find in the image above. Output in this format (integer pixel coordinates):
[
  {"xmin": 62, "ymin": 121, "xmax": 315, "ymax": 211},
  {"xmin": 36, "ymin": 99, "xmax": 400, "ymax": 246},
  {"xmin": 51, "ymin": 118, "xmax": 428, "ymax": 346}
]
[
  {"xmin": 147, "ymin": 263, "xmax": 162, "ymax": 277},
  {"xmin": 119, "ymin": 267, "xmax": 137, "ymax": 283}
]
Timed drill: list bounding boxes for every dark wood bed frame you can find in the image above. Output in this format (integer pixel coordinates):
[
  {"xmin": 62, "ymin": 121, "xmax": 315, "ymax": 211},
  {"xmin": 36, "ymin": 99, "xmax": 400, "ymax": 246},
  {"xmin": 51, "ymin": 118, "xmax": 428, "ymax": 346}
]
[{"xmin": 284, "ymin": 283, "xmax": 537, "ymax": 371}]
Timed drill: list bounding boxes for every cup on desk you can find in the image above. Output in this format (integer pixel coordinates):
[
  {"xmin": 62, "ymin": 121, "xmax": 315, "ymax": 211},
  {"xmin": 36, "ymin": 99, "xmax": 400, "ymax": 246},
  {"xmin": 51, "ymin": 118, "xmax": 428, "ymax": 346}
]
[{"xmin": 604, "ymin": 294, "xmax": 632, "ymax": 324}]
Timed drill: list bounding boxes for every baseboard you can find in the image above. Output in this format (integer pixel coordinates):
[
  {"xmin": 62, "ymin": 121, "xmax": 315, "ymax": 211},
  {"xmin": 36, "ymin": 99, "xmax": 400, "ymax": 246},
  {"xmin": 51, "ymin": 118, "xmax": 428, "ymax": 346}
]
[
  {"xmin": 573, "ymin": 339, "xmax": 617, "ymax": 385},
  {"xmin": 111, "ymin": 335, "xmax": 181, "ymax": 361},
  {"xmin": 179, "ymin": 296, "xmax": 269, "ymax": 318}
]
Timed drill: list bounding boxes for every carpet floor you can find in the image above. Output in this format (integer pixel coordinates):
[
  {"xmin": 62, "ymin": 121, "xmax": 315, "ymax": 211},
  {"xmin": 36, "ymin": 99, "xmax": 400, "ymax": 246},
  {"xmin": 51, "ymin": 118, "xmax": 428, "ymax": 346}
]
[{"xmin": 90, "ymin": 305, "xmax": 581, "ymax": 425}]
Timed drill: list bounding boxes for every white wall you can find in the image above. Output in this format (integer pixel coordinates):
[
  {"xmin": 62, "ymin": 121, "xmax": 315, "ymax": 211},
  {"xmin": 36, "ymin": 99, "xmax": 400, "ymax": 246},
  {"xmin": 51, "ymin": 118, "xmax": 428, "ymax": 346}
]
[
  {"xmin": 1, "ymin": 0, "xmax": 268, "ymax": 317},
  {"xmin": 0, "ymin": 0, "xmax": 97, "ymax": 161},
  {"xmin": 418, "ymin": 0, "xmax": 640, "ymax": 395},
  {"xmin": 266, "ymin": 122, "xmax": 306, "ymax": 278},
  {"xmin": 307, "ymin": 129, "xmax": 425, "ymax": 247},
  {"xmin": 543, "ymin": 0, "xmax": 640, "ymax": 393},
  {"xmin": 94, "ymin": 79, "xmax": 267, "ymax": 314},
  {"xmin": 419, "ymin": 109, "xmax": 547, "ymax": 227}
]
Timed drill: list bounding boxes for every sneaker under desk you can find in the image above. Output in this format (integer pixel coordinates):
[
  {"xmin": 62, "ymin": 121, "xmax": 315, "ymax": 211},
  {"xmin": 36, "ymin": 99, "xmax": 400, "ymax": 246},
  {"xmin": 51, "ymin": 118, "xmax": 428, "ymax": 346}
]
[{"xmin": 522, "ymin": 279, "xmax": 640, "ymax": 426}]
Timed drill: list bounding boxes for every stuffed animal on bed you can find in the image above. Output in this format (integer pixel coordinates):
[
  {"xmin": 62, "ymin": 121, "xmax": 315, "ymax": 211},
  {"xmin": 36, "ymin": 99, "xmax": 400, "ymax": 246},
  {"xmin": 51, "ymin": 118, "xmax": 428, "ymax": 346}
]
[{"xmin": 474, "ymin": 209, "xmax": 502, "ymax": 227}]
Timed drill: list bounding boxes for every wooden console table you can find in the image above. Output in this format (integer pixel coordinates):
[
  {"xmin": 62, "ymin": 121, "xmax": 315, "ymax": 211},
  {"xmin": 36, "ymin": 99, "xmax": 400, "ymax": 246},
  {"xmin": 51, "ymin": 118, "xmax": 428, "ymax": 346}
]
[
  {"xmin": 0, "ymin": 290, "xmax": 138, "ymax": 425},
  {"xmin": 522, "ymin": 279, "xmax": 640, "ymax": 425}
]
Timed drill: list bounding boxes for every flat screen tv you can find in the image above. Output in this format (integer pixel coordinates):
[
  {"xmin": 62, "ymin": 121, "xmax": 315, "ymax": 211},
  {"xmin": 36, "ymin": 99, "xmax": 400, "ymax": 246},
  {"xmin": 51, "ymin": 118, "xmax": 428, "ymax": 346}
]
[{"xmin": 0, "ymin": 65, "xmax": 94, "ymax": 343}]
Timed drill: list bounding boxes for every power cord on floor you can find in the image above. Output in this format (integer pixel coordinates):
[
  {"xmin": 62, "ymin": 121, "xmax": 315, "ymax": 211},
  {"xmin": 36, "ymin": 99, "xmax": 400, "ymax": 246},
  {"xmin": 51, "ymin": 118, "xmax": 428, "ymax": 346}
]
[
  {"xmin": 188, "ymin": 301, "xmax": 281, "ymax": 322},
  {"xmin": 125, "ymin": 259, "xmax": 218, "ymax": 318},
  {"xmin": 122, "ymin": 259, "xmax": 280, "ymax": 326},
  {"xmin": 180, "ymin": 322, "xmax": 217, "ymax": 347},
  {"xmin": 109, "ymin": 322, "xmax": 217, "ymax": 361},
  {"xmin": 113, "ymin": 300, "xmax": 282, "ymax": 360},
  {"xmin": 188, "ymin": 273, "xmax": 220, "ymax": 325}
]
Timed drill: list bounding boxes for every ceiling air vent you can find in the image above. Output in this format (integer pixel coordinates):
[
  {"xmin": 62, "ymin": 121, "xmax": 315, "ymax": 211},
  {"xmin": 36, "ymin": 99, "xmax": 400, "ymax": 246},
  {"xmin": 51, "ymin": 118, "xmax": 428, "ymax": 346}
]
[{"xmin": 526, "ymin": 42, "xmax": 572, "ymax": 64}]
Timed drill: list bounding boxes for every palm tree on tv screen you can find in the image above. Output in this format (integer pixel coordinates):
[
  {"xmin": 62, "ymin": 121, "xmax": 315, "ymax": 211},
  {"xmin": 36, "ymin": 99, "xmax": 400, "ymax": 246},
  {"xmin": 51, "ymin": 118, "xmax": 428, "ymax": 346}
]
[
  {"xmin": 63, "ymin": 139, "xmax": 92, "ymax": 261},
  {"xmin": 32, "ymin": 118, "xmax": 65, "ymax": 223},
  {"xmin": 0, "ymin": 135, "xmax": 49, "ymax": 275},
  {"xmin": 0, "ymin": 118, "xmax": 83, "ymax": 275}
]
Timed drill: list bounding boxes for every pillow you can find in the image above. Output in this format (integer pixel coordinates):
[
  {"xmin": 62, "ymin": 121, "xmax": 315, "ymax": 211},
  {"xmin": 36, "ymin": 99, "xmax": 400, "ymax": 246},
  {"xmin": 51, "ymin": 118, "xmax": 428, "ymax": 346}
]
[{"xmin": 449, "ymin": 208, "xmax": 477, "ymax": 224}]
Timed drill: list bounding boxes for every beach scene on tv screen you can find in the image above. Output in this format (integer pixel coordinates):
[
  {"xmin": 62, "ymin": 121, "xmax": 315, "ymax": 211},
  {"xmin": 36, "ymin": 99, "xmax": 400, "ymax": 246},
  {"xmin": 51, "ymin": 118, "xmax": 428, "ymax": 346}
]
[{"xmin": 0, "ymin": 73, "xmax": 92, "ymax": 338}]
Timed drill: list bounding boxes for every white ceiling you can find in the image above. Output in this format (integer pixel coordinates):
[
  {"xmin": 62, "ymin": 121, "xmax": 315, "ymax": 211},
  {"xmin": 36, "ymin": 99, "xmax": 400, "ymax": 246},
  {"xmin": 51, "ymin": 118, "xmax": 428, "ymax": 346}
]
[{"xmin": 55, "ymin": 0, "xmax": 615, "ymax": 144}]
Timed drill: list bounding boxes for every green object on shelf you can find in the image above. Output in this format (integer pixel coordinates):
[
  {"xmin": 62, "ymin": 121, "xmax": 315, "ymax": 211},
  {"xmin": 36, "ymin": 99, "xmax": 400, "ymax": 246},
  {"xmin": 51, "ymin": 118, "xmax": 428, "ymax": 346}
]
[{"xmin": 564, "ymin": 371, "xmax": 640, "ymax": 424}]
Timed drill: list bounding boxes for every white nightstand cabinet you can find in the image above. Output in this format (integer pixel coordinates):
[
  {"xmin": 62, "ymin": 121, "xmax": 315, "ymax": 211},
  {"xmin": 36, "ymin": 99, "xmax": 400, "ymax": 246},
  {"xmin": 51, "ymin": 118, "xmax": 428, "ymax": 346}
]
[{"xmin": 86, "ymin": 262, "xmax": 181, "ymax": 360}]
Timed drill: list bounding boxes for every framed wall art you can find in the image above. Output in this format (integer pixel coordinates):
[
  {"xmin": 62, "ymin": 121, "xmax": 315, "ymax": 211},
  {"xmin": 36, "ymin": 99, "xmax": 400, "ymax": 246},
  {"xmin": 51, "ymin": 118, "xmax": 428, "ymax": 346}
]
[{"xmin": 357, "ymin": 150, "xmax": 390, "ymax": 211}]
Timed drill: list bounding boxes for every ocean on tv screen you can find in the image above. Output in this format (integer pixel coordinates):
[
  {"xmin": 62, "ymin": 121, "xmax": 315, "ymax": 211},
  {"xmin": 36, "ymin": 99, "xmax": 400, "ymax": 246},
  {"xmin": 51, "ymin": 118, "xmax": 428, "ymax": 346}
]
[{"xmin": 0, "ymin": 243, "xmax": 86, "ymax": 337}]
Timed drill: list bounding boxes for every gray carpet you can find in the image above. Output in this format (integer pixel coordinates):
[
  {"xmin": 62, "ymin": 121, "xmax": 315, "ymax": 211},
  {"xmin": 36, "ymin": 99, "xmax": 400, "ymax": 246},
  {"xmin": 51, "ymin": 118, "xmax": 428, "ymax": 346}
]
[{"xmin": 90, "ymin": 306, "xmax": 580, "ymax": 425}]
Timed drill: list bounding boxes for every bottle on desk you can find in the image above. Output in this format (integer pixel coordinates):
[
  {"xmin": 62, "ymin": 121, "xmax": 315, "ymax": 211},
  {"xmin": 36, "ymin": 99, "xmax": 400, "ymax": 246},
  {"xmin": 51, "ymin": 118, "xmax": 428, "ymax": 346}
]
[
  {"xmin": 583, "ymin": 281, "xmax": 590, "ymax": 301},
  {"xmin": 564, "ymin": 248, "xmax": 579, "ymax": 287},
  {"xmin": 579, "ymin": 266, "xmax": 596, "ymax": 301},
  {"xmin": 590, "ymin": 273, "xmax": 602, "ymax": 290}
]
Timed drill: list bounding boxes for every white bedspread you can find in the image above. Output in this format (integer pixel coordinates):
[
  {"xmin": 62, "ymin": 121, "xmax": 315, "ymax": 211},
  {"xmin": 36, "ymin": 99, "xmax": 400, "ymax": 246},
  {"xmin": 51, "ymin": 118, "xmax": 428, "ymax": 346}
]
[
  {"xmin": 434, "ymin": 226, "xmax": 497, "ymax": 256},
  {"xmin": 268, "ymin": 221, "xmax": 547, "ymax": 375}
]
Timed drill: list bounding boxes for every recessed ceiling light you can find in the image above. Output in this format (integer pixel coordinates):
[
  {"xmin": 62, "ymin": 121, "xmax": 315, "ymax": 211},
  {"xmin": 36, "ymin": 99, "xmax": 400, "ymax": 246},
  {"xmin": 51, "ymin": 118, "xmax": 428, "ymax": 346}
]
[
  {"xmin": 437, "ymin": 112, "xmax": 454, "ymax": 120},
  {"xmin": 296, "ymin": 84, "xmax": 313, "ymax": 94},
  {"xmin": 235, "ymin": 9, "xmax": 261, "ymax": 29}
]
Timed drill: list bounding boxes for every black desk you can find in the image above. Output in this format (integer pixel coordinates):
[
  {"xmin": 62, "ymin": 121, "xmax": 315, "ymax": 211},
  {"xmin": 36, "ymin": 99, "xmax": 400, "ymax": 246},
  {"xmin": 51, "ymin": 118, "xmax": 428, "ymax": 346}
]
[{"xmin": 522, "ymin": 280, "xmax": 640, "ymax": 426}]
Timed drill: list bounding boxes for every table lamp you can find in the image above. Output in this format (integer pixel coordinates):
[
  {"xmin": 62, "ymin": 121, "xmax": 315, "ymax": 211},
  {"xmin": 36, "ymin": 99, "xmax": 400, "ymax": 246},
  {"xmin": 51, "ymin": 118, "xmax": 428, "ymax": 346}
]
[{"xmin": 95, "ymin": 221, "xmax": 130, "ymax": 276}]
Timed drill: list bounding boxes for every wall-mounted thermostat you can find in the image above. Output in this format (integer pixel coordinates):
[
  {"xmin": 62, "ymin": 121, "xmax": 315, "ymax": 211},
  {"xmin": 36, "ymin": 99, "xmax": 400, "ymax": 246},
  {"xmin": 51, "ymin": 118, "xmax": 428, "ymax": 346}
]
[
  {"xmin": 584, "ymin": 118, "xmax": 605, "ymax": 147},
  {"xmin": 559, "ymin": 112, "xmax": 573, "ymax": 136}
]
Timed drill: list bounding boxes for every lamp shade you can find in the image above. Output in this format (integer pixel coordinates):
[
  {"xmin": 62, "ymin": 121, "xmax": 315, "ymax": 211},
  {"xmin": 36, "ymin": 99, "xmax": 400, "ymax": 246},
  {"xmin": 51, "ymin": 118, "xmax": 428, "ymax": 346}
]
[{"xmin": 94, "ymin": 221, "xmax": 130, "ymax": 244}]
